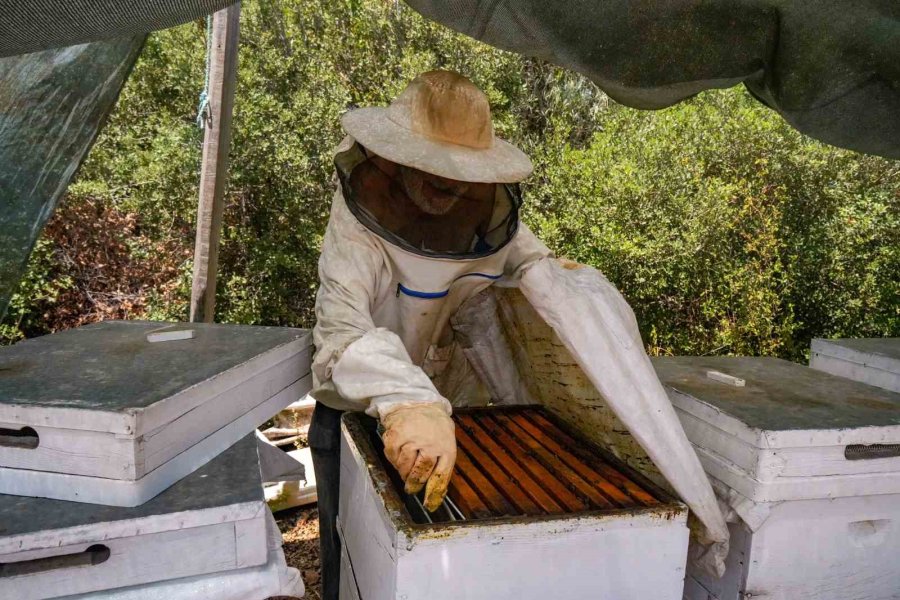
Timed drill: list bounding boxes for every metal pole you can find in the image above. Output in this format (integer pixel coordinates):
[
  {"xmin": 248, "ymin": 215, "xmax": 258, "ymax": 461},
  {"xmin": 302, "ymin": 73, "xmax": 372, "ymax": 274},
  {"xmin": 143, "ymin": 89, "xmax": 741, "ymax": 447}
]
[{"xmin": 189, "ymin": 3, "xmax": 240, "ymax": 323}]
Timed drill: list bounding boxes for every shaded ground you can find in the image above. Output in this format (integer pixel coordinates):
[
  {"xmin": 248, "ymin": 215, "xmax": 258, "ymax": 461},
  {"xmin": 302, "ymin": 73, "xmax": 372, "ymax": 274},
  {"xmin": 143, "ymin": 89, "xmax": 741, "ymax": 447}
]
[{"xmin": 274, "ymin": 504, "xmax": 322, "ymax": 600}]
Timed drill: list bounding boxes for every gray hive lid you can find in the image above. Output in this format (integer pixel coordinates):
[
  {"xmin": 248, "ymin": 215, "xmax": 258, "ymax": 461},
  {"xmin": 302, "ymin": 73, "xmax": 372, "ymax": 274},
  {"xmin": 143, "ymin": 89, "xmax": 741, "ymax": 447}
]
[
  {"xmin": 653, "ymin": 356, "xmax": 900, "ymax": 448},
  {"xmin": 0, "ymin": 433, "xmax": 262, "ymax": 549},
  {"xmin": 812, "ymin": 338, "xmax": 900, "ymax": 367},
  {"xmin": 0, "ymin": 320, "xmax": 310, "ymax": 435},
  {"xmin": 811, "ymin": 338, "xmax": 900, "ymax": 393}
]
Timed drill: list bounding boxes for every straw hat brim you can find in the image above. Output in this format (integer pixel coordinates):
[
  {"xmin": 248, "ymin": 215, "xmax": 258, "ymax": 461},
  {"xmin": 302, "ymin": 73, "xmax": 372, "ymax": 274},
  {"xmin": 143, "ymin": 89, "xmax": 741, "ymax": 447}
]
[{"xmin": 342, "ymin": 107, "xmax": 533, "ymax": 183}]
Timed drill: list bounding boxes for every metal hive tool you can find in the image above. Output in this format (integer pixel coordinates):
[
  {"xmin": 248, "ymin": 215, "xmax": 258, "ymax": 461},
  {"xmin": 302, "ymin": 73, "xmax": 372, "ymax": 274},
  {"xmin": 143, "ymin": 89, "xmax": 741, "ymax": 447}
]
[{"xmin": 376, "ymin": 406, "xmax": 661, "ymax": 524}]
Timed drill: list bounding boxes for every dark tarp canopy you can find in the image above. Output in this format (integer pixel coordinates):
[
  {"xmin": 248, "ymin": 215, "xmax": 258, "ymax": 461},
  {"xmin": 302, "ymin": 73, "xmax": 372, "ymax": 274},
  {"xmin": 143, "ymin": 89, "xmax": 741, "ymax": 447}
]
[
  {"xmin": 405, "ymin": 0, "xmax": 900, "ymax": 160},
  {"xmin": 0, "ymin": 0, "xmax": 898, "ymax": 315},
  {"xmin": 0, "ymin": 39, "xmax": 144, "ymax": 318},
  {"xmin": 2, "ymin": 0, "xmax": 898, "ymax": 158}
]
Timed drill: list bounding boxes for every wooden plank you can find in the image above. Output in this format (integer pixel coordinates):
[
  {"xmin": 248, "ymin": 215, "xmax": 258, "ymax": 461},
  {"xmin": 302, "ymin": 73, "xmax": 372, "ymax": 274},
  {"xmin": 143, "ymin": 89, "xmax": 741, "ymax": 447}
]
[
  {"xmin": 491, "ymin": 413, "xmax": 618, "ymax": 509},
  {"xmin": 451, "ymin": 436, "xmax": 531, "ymax": 517},
  {"xmin": 503, "ymin": 411, "xmax": 636, "ymax": 507},
  {"xmin": 461, "ymin": 414, "xmax": 587, "ymax": 513},
  {"xmin": 190, "ymin": 3, "xmax": 241, "ymax": 323},
  {"xmin": 455, "ymin": 416, "xmax": 553, "ymax": 515},
  {"xmin": 523, "ymin": 411, "xmax": 660, "ymax": 506},
  {"xmin": 446, "ymin": 464, "xmax": 491, "ymax": 520}
]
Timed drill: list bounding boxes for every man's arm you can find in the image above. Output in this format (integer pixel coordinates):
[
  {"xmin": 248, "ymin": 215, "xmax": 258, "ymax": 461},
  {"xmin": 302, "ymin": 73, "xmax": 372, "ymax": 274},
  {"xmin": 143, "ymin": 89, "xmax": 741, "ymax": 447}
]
[{"xmin": 313, "ymin": 191, "xmax": 455, "ymax": 510}]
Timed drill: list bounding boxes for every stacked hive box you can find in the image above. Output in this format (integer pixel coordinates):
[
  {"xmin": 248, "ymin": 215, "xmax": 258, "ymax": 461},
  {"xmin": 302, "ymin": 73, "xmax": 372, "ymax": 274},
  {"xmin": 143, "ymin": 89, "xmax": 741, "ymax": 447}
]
[
  {"xmin": 811, "ymin": 337, "xmax": 900, "ymax": 393},
  {"xmin": 653, "ymin": 356, "xmax": 900, "ymax": 600},
  {"xmin": 0, "ymin": 321, "xmax": 312, "ymax": 599},
  {"xmin": 339, "ymin": 406, "xmax": 690, "ymax": 600}
]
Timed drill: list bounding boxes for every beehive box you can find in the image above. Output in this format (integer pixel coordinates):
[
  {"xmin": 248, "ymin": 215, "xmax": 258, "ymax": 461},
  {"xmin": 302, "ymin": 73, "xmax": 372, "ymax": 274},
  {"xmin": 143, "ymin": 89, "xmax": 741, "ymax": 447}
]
[
  {"xmin": 0, "ymin": 320, "xmax": 311, "ymax": 505},
  {"xmin": 0, "ymin": 434, "xmax": 269, "ymax": 600},
  {"xmin": 657, "ymin": 356, "xmax": 900, "ymax": 502},
  {"xmin": 811, "ymin": 337, "xmax": 900, "ymax": 393},
  {"xmin": 655, "ymin": 356, "xmax": 900, "ymax": 600},
  {"xmin": 60, "ymin": 508, "xmax": 304, "ymax": 600},
  {"xmin": 339, "ymin": 406, "xmax": 689, "ymax": 600}
]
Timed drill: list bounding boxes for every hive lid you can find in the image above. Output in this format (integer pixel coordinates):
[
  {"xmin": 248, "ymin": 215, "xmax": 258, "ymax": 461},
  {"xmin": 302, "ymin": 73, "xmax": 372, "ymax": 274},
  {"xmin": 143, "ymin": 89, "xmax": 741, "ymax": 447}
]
[
  {"xmin": 812, "ymin": 338, "xmax": 900, "ymax": 371},
  {"xmin": 654, "ymin": 356, "xmax": 900, "ymax": 448},
  {"xmin": 0, "ymin": 433, "xmax": 263, "ymax": 553},
  {"xmin": 0, "ymin": 320, "xmax": 310, "ymax": 435}
]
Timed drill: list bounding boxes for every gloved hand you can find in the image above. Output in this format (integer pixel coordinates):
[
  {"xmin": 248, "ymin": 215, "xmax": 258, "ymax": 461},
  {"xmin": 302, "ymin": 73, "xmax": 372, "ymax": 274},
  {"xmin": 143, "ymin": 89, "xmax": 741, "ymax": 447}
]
[{"xmin": 381, "ymin": 403, "xmax": 456, "ymax": 511}]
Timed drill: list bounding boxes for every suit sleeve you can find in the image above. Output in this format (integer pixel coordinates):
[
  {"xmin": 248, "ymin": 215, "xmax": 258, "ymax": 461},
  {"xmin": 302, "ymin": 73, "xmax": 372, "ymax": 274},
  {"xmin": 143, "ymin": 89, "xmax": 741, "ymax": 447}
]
[{"xmin": 312, "ymin": 191, "xmax": 451, "ymax": 418}]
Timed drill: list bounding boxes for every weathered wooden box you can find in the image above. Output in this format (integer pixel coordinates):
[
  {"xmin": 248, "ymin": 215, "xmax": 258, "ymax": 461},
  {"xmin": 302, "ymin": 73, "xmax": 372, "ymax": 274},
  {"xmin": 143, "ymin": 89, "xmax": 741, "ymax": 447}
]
[
  {"xmin": 811, "ymin": 337, "xmax": 900, "ymax": 393},
  {"xmin": 0, "ymin": 320, "xmax": 311, "ymax": 505},
  {"xmin": 654, "ymin": 357, "xmax": 900, "ymax": 600},
  {"xmin": 0, "ymin": 434, "xmax": 269, "ymax": 600},
  {"xmin": 339, "ymin": 406, "xmax": 689, "ymax": 600}
]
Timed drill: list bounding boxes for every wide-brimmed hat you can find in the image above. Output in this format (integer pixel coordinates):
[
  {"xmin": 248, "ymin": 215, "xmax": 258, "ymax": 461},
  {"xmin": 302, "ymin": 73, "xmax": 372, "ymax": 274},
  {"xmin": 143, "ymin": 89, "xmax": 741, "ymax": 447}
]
[{"xmin": 341, "ymin": 70, "xmax": 533, "ymax": 183}]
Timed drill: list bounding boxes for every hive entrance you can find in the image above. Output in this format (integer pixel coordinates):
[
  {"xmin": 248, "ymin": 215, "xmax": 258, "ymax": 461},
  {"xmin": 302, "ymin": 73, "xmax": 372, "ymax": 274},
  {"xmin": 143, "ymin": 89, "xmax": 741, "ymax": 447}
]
[{"xmin": 373, "ymin": 406, "xmax": 662, "ymax": 524}]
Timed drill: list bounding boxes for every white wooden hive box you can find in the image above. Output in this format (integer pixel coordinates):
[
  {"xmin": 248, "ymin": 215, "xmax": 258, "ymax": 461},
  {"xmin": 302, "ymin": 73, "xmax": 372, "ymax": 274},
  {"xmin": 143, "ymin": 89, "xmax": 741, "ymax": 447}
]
[
  {"xmin": 654, "ymin": 356, "xmax": 900, "ymax": 503},
  {"xmin": 811, "ymin": 337, "xmax": 900, "ymax": 393},
  {"xmin": 0, "ymin": 434, "xmax": 269, "ymax": 600},
  {"xmin": 339, "ymin": 407, "xmax": 689, "ymax": 600},
  {"xmin": 0, "ymin": 320, "xmax": 312, "ymax": 505},
  {"xmin": 682, "ymin": 490, "xmax": 900, "ymax": 600}
]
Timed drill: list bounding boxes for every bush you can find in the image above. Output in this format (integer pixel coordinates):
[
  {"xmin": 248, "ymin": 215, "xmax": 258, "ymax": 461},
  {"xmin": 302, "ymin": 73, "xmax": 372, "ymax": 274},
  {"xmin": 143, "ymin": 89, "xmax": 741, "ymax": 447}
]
[{"xmin": 3, "ymin": 0, "xmax": 897, "ymax": 361}]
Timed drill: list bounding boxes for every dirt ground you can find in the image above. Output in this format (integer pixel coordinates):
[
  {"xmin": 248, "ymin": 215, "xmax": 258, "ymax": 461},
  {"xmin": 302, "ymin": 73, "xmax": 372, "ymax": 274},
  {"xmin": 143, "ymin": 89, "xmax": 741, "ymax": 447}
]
[{"xmin": 272, "ymin": 504, "xmax": 322, "ymax": 600}]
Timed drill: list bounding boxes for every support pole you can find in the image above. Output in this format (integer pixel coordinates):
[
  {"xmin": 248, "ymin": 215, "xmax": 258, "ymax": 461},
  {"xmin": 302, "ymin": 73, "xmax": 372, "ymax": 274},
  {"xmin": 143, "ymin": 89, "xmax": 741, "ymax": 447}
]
[{"xmin": 189, "ymin": 3, "xmax": 240, "ymax": 323}]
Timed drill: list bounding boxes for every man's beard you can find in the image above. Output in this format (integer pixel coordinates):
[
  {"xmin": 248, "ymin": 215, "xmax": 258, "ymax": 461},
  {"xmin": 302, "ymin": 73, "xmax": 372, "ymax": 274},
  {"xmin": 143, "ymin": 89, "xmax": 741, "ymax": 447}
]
[{"xmin": 399, "ymin": 166, "xmax": 468, "ymax": 215}]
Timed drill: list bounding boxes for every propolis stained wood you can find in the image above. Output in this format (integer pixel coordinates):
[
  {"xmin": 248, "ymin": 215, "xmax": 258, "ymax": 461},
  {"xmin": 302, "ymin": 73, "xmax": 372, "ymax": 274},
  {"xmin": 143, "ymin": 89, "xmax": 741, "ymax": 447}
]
[
  {"xmin": 339, "ymin": 406, "xmax": 689, "ymax": 600},
  {"xmin": 446, "ymin": 409, "xmax": 660, "ymax": 519}
]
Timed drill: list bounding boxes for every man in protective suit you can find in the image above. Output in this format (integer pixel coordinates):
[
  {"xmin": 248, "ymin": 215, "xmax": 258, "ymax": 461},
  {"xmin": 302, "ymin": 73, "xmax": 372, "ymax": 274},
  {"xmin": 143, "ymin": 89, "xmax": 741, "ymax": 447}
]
[{"xmin": 309, "ymin": 70, "xmax": 728, "ymax": 600}]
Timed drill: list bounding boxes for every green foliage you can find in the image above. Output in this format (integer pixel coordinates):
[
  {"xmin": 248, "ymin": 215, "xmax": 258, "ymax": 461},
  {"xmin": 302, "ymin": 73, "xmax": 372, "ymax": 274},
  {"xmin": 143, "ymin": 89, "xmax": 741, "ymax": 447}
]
[
  {"xmin": 3, "ymin": 0, "xmax": 897, "ymax": 361},
  {"xmin": 525, "ymin": 91, "xmax": 899, "ymax": 359},
  {"xmin": 0, "ymin": 239, "xmax": 72, "ymax": 344}
]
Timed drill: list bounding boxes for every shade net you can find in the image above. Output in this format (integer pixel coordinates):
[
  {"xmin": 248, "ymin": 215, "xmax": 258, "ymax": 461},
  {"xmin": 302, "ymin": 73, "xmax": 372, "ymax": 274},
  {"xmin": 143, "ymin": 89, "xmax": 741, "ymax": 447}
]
[
  {"xmin": 0, "ymin": 38, "xmax": 144, "ymax": 318},
  {"xmin": 0, "ymin": 1, "xmax": 232, "ymax": 58},
  {"xmin": 406, "ymin": 0, "xmax": 900, "ymax": 160},
  {"xmin": 0, "ymin": 0, "xmax": 897, "ymax": 316}
]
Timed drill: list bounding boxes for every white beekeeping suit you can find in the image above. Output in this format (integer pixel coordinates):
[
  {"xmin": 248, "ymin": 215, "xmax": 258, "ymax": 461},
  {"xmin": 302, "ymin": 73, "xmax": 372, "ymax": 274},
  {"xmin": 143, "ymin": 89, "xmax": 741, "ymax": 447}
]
[{"xmin": 310, "ymin": 72, "xmax": 729, "ymax": 595}]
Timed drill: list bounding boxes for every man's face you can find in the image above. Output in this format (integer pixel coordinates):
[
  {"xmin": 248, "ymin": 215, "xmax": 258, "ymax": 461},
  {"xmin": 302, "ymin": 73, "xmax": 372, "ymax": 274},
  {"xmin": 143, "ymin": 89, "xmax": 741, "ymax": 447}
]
[{"xmin": 398, "ymin": 165, "xmax": 472, "ymax": 215}]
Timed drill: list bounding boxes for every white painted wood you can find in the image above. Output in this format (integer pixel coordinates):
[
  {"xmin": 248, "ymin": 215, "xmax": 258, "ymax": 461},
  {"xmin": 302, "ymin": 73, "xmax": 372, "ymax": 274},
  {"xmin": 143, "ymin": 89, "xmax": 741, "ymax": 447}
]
[
  {"xmin": 0, "ymin": 521, "xmax": 266, "ymax": 600},
  {"xmin": 706, "ymin": 370, "xmax": 745, "ymax": 386},
  {"xmin": 265, "ymin": 447, "xmax": 317, "ymax": 512},
  {"xmin": 687, "ymin": 494, "xmax": 900, "ymax": 600},
  {"xmin": 0, "ymin": 328, "xmax": 311, "ymax": 437},
  {"xmin": 811, "ymin": 338, "xmax": 900, "ymax": 393},
  {"xmin": 63, "ymin": 511, "xmax": 303, "ymax": 600},
  {"xmin": 339, "ymin": 426, "xmax": 399, "ymax": 600},
  {"xmin": 669, "ymin": 386, "xmax": 900, "ymax": 449},
  {"xmin": 0, "ymin": 436, "xmax": 269, "ymax": 600},
  {"xmin": 0, "ymin": 329, "xmax": 311, "ymax": 489},
  {"xmin": 0, "ymin": 374, "xmax": 310, "ymax": 505},
  {"xmin": 393, "ymin": 513, "xmax": 689, "ymax": 600},
  {"xmin": 658, "ymin": 357, "xmax": 900, "ymax": 502},
  {"xmin": 146, "ymin": 328, "xmax": 195, "ymax": 343},
  {"xmin": 0, "ymin": 354, "xmax": 306, "ymax": 481},
  {"xmin": 140, "ymin": 351, "xmax": 306, "ymax": 476},
  {"xmin": 676, "ymin": 409, "xmax": 900, "ymax": 481},
  {"xmin": 135, "ymin": 335, "xmax": 310, "ymax": 437},
  {"xmin": 0, "ymin": 500, "xmax": 263, "ymax": 556},
  {"xmin": 339, "ymin": 418, "xmax": 690, "ymax": 600},
  {"xmin": 0, "ymin": 423, "xmax": 136, "ymax": 479},
  {"xmin": 692, "ymin": 442, "xmax": 900, "ymax": 502},
  {"xmin": 339, "ymin": 545, "xmax": 363, "ymax": 600}
]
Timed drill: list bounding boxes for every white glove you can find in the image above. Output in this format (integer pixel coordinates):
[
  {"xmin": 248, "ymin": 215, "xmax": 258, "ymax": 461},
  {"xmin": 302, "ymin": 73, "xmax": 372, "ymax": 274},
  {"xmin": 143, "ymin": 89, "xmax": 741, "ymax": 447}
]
[{"xmin": 381, "ymin": 403, "xmax": 456, "ymax": 511}]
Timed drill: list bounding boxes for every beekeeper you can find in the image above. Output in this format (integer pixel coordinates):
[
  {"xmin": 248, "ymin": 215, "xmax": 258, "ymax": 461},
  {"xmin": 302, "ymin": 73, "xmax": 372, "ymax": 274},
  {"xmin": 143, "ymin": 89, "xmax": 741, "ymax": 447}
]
[{"xmin": 309, "ymin": 70, "xmax": 729, "ymax": 600}]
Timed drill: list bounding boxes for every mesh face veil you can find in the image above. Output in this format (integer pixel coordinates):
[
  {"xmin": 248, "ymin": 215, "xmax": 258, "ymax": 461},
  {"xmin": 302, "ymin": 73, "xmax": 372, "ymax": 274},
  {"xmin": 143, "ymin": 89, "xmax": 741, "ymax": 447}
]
[{"xmin": 335, "ymin": 141, "xmax": 520, "ymax": 259}]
